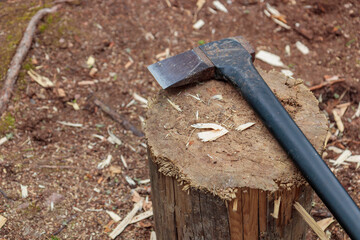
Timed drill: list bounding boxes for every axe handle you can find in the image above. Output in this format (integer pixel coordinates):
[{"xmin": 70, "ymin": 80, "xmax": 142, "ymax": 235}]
[{"xmin": 221, "ymin": 60, "xmax": 360, "ymax": 239}]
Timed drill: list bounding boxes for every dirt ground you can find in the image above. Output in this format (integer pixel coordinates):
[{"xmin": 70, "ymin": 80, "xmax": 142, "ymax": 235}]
[{"xmin": 0, "ymin": 0, "xmax": 359, "ymax": 239}]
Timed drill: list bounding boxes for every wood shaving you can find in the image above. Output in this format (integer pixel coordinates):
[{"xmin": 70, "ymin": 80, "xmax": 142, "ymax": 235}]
[
  {"xmin": 27, "ymin": 69, "xmax": 54, "ymax": 88},
  {"xmin": 167, "ymin": 98, "xmax": 182, "ymax": 112},
  {"xmin": 294, "ymin": 202, "xmax": 328, "ymax": 240},
  {"xmin": 87, "ymin": 56, "xmax": 95, "ymax": 68},
  {"xmin": 0, "ymin": 215, "xmax": 7, "ymax": 229},
  {"xmin": 197, "ymin": 128, "xmax": 229, "ymax": 142},
  {"xmin": 21, "ymin": 185, "xmax": 28, "ymax": 198},
  {"xmin": 213, "ymin": 1, "xmax": 228, "ymax": 13},
  {"xmin": 57, "ymin": 121, "xmax": 83, "ymax": 127},
  {"xmin": 193, "ymin": 19, "xmax": 205, "ymax": 30},
  {"xmin": 97, "ymin": 154, "xmax": 112, "ymax": 169},
  {"xmin": 130, "ymin": 210, "xmax": 153, "ymax": 224},
  {"xmin": 210, "ymin": 94, "xmax": 223, "ymax": 101},
  {"xmin": 317, "ymin": 217, "xmax": 334, "ymax": 231},
  {"xmin": 120, "ymin": 155, "xmax": 128, "ymax": 169},
  {"xmin": 332, "ymin": 109, "xmax": 344, "ymax": 132},
  {"xmin": 107, "ymin": 127, "xmax": 122, "ymax": 145},
  {"xmin": 150, "ymin": 231, "xmax": 157, "ymax": 240},
  {"xmin": 351, "ymin": 102, "xmax": 360, "ymax": 119},
  {"xmin": 106, "ymin": 210, "xmax": 122, "ymax": 222},
  {"xmin": 191, "ymin": 123, "xmax": 224, "ymax": 130},
  {"xmin": 125, "ymin": 175, "xmax": 136, "ymax": 186},
  {"xmin": 185, "ymin": 93, "xmax": 201, "ymax": 101},
  {"xmin": 333, "ymin": 149, "xmax": 351, "ymax": 166},
  {"xmin": 236, "ymin": 122, "xmax": 255, "ymax": 131},
  {"xmin": 196, "ymin": 0, "xmax": 206, "ymax": 11},
  {"xmin": 296, "ymin": 41, "xmax": 310, "ymax": 55},
  {"xmin": 109, "ymin": 199, "xmax": 144, "ymax": 239},
  {"xmin": 270, "ymin": 196, "xmax": 281, "ymax": 219},
  {"xmin": 0, "ymin": 136, "xmax": 8, "ymax": 146},
  {"xmin": 327, "ymin": 146, "xmax": 343, "ymax": 154},
  {"xmin": 133, "ymin": 93, "xmax": 148, "ymax": 105},
  {"xmin": 255, "ymin": 50, "xmax": 286, "ymax": 67}
]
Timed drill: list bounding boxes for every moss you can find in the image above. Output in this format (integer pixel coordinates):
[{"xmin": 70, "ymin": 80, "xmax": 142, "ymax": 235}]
[{"xmin": 0, "ymin": 113, "xmax": 15, "ymax": 134}]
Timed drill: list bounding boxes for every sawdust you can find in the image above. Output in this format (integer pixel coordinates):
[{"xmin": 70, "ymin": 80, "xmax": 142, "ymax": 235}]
[{"xmin": 145, "ymin": 69, "xmax": 328, "ymax": 200}]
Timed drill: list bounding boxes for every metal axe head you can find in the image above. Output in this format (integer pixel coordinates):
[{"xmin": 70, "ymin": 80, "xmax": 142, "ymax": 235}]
[{"xmin": 147, "ymin": 36, "xmax": 255, "ymax": 89}]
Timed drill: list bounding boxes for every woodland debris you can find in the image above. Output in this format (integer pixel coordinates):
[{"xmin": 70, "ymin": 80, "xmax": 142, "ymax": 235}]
[
  {"xmin": 87, "ymin": 56, "xmax": 95, "ymax": 68},
  {"xmin": 107, "ymin": 127, "xmax": 122, "ymax": 145},
  {"xmin": 295, "ymin": 41, "xmax": 310, "ymax": 55},
  {"xmin": 20, "ymin": 185, "xmax": 28, "ymax": 199},
  {"xmin": 125, "ymin": 176, "xmax": 137, "ymax": 187},
  {"xmin": 213, "ymin": 1, "xmax": 228, "ymax": 13},
  {"xmin": 193, "ymin": 19, "xmax": 205, "ymax": 30},
  {"xmin": 155, "ymin": 48, "xmax": 170, "ymax": 60},
  {"xmin": 285, "ymin": 45, "xmax": 291, "ymax": 56},
  {"xmin": 255, "ymin": 50, "xmax": 286, "ymax": 67},
  {"xmin": 192, "ymin": 123, "xmax": 229, "ymax": 142},
  {"xmin": 28, "ymin": 69, "xmax": 54, "ymax": 88},
  {"xmin": 131, "ymin": 190, "xmax": 142, "ymax": 203},
  {"xmin": 92, "ymin": 96, "xmax": 144, "ymax": 137},
  {"xmin": 281, "ymin": 69, "xmax": 294, "ymax": 77},
  {"xmin": 0, "ymin": 4, "xmax": 61, "ymax": 115},
  {"xmin": 0, "ymin": 215, "xmax": 7, "ymax": 229},
  {"xmin": 52, "ymin": 214, "xmax": 77, "ymax": 236},
  {"xmin": 210, "ymin": 94, "xmax": 223, "ymax": 101},
  {"xmin": 236, "ymin": 122, "xmax": 255, "ymax": 131},
  {"xmin": 109, "ymin": 199, "xmax": 144, "ymax": 239},
  {"xmin": 89, "ymin": 67, "xmax": 98, "ymax": 77},
  {"xmin": 106, "ymin": 210, "xmax": 122, "ymax": 222},
  {"xmin": 335, "ymin": 102, "xmax": 351, "ymax": 117},
  {"xmin": 309, "ymin": 78, "xmax": 344, "ymax": 91},
  {"xmin": 57, "ymin": 121, "xmax": 83, "ymax": 127},
  {"xmin": 317, "ymin": 217, "xmax": 334, "ymax": 231},
  {"xmin": 125, "ymin": 59, "xmax": 134, "ymax": 69},
  {"xmin": 333, "ymin": 149, "xmax": 351, "ymax": 166},
  {"xmin": 327, "ymin": 146, "xmax": 343, "ymax": 154},
  {"xmin": 270, "ymin": 197, "xmax": 281, "ymax": 219},
  {"xmin": 78, "ymin": 80, "xmax": 96, "ymax": 86},
  {"xmin": 109, "ymin": 165, "xmax": 122, "ymax": 174},
  {"xmin": 0, "ymin": 136, "xmax": 8, "ymax": 146},
  {"xmin": 97, "ymin": 154, "xmax": 112, "ymax": 169},
  {"xmin": 133, "ymin": 93, "xmax": 148, "ymax": 105},
  {"xmin": 264, "ymin": 3, "xmax": 291, "ymax": 30},
  {"xmin": 120, "ymin": 155, "xmax": 128, "ymax": 169},
  {"xmin": 294, "ymin": 202, "xmax": 328, "ymax": 240},
  {"xmin": 185, "ymin": 93, "xmax": 201, "ymax": 101},
  {"xmin": 130, "ymin": 210, "xmax": 153, "ymax": 224},
  {"xmin": 66, "ymin": 102, "xmax": 80, "ymax": 110},
  {"xmin": 150, "ymin": 231, "xmax": 157, "ymax": 240},
  {"xmin": 332, "ymin": 109, "xmax": 344, "ymax": 132},
  {"xmin": 167, "ymin": 98, "xmax": 182, "ymax": 112},
  {"xmin": 352, "ymin": 102, "xmax": 360, "ymax": 119}
]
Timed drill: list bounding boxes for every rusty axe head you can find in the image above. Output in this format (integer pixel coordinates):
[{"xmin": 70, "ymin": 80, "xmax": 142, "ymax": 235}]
[{"xmin": 147, "ymin": 36, "xmax": 255, "ymax": 89}]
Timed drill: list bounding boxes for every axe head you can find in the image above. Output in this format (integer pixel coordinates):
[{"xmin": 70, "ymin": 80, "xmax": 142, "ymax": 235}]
[{"xmin": 147, "ymin": 36, "xmax": 255, "ymax": 89}]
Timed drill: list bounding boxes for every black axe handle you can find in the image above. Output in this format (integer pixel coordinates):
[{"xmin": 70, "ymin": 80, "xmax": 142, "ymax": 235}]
[{"xmin": 200, "ymin": 39, "xmax": 360, "ymax": 239}]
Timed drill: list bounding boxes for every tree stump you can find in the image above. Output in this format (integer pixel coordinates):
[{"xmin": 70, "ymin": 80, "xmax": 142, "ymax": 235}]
[{"xmin": 145, "ymin": 70, "xmax": 328, "ymax": 240}]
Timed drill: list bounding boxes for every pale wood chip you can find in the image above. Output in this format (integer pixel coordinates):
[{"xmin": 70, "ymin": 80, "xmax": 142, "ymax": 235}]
[
  {"xmin": 270, "ymin": 196, "xmax": 281, "ymax": 219},
  {"xmin": 346, "ymin": 155, "xmax": 360, "ymax": 163},
  {"xmin": 294, "ymin": 202, "xmax": 328, "ymax": 240},
  {"xmin": 106, "ymin": 210, "xmax": 122, "ymax": 222},
  {"xmin": 21, "ymin": 185, "xmax": 28, "ymax": 199},
  {"xmin": 167, "ymin": 98, "xmax": 182, "ymax": 112},
  {"xmin": 332, "ymin": 109, "xmax": 344, "ymax": 132},
  {"xmin": 130, "ymin": 210, "xmax": 153, "ymax": 224},
  {"xmin": 333, "ymin": 149, "xmax": 352, "ymax": 166},
  {"xmin": 57, "ymin": 121, "xmax": 83, "ymax": 127},
  {"xmin": 107, "ymin": 127, "xmax": 122, "ymax": 145},
  {"xmin": 197, "ymin": 129, "xmax": 229, "ymax": 142},
  {"xmin": 150, "ymin": 231, "xmax": 157, "ymax": 240},
  {"xmin": 97, "ymin": 154, "xmax": 112, "ymax": 169},
  {"xmin": 78, "ymin": 80, "xmax": 95, "ymax": 86},
  {"xmin": 236, "ymin": 122, "xmax": 255, "ymax": 131},
  {"xmin": 133, "ymin": 93, "xmax": 148, "ymax": 105},
  {"xmin": 191, "ymin": 123, "xmax": 224, "ymax": 130},
  {"xmin": 317, "ymin": 217, "xmax": 334, "ymax": 231},
  {"xmin": 0, "ymin": 215, "xmax": 7, "ymax": 229},
  {"xmin": 28, "ymin": 69, "xmax": 54, "ymax": 88},
  {"xmin": 120, "ymin": 155, "xmax": 128, "ymax": 169},
  {"xmin": 193, "ymin": 19, "xmax": 205, "ymax": 30},
  {"xmin": 0, "ymin": 136, "xmax": 8, "ymax": 146},
  {"xmin": 327, "ymin": 146, "xmax": 343, "ymax": 154},
  {"xmin": 335, "ymin": 102, "xmax": 351, "ymax": 117},
  {"xmin": 213, "ymin": 1, "xmax": 228, "ymax": 13},
  {"xmin": 109, "ymin": 199, "xmax": 143, "ymax": 239},
  {"xmin": 351, "ymin": 102, "xmax": 360, "ymax": 119}
]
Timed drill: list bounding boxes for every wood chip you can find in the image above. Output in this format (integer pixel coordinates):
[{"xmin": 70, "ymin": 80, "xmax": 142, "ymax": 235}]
[
  {"xmin": 0, "ymin": 215, "xmax": 7, "ymax": 229},
  {"xmin": 335, "ymin": 102, "xmax": 351, "ymax": 117},
  {"xmin": 130, "ymin": 210, "xmax": 153, "ymax": 224},
  {"xmin": 196, "ymin": 0, "xmax": 206, "ymax": 11},
  {"xmin": 255, "ymin": 50, "xmax": 286, "ymax": 67},
  {"xmin": 109, "ymin": 200, "xmax": 143, "ymax": 239},
  {"xmin": 120, "ymin": 155, "xmax": 128, "ymax": 169},
  {"xmin": 57, "ymin": 121, "xmax": 83, "ymax": 127},
  {"xmin": 21, "ymin": 185, "xmax": 28, "ymax": 198},
  {"xmin": 106, "ymin": 210, "xmax": 122, "ymax": 222},
  {"xmin": 210, "ymin": 94, "xmax": 223, "ymax": 100},
  {"xmin": 150, "ymin": 231, "xmax": 157, "ymax": 240},
  {"xmin": 0, "ymin": 136, "xmax": 8, "ymax": 146},
  {"xmin": 28, "ymin": 69, "xmax": 54, "ymax": 88},
  {"xmin": 270, "ymin": 196, "xmax": 281, "ymax": 219},
  {"xmin": 56, "ymin": 88, "xmax": 66, "ymax": 97},
  {"xmin": 332, "ymin": 109, "xmax": 344, "ymax": 132},
  {"xmin": 236, "ymin": 122, "xmax": 255, "ymax": 131},
  {"xmin": 317, "ymin": 217, "xmax": 334, "ymax": 231},
  {"xmin": 89, "ymin": 67, "xmax": 98, "ymax": 77},
  {"xmin": 351, "ymin": 102, "xmax": 360, "ymax": 119},
  {"xmin": 197, "ymin": 129, "xmax": 229, "ymax": 142},
  {"xmin": 66, "ymin": 102, "xmax": 80, "ymax": 110},
  {"xmin": 133, "ymin": 93, "xmax": 148, "ymax": 105},
  {"xmin": 78, "ymin": 80, "xmax": 95, "ymax": 86},
  {"xmin": 281, "ymin": 69, "xmax": 294, "ymax": 77},
  {"xmin": 333, "ymin": 149, "xmax": 351, "ymax": 166},
  {"xmin": 327, "ymin": 146, "xmax": 343, "ymax": 154},
  {"xmin": 191, "ymin": 123, "xmax": 224, "ymax": 130},
  {"xmin": 213, "ymin": 1, "xmax": 228, "ymax": 13},
  {"xmin": 167, "ymin": 98, "xmax": 182, "ymax": 112},
  {"xmin": 87, "ymin": 56, "xmax": 95, "ymax": 68},
  {"xmin": 124, "ymin": 60, "xmax": 133, "ymax": 69},
  {"xmin": 155, "ymin": 48, "xmax": 170, "ymax": 60},
  {"xmin": 346, "ymin": 155, "xmax": 360, "ymax": 163},
  {"xmin": 295, "ymin": 41, "xmax": 310, "ymax": 55},
  {"xmin": 193, "ymin": 19, "xmax": 205, "ymax": 30},
  {"xmin": 107, "ymin": 127, "xmax": 122, "ymax": 145},
  {"xmin": 125, "ymin": 175, "xmax": 136, "ymax": 186},
  {"xmin": 97, "ymin": 154, "xmax": 112, "ymax": 169},
  {"xmin": 294, "ymin": 202, "xmax": 328, "ymax": 240}
]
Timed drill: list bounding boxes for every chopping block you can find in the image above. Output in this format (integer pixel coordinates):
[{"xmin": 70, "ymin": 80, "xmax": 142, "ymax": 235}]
[{"xmin": 145, "ymin": 69, "xmax": 328, "ymax": 240}]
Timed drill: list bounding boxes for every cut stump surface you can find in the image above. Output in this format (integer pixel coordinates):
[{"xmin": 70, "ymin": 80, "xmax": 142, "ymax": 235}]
[{"xmin": 145, "ymin": 69, "xmax": 328, "ymax": 239}]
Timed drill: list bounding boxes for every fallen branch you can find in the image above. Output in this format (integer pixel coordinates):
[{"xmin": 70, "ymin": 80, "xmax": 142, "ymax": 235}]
[
  {"xmin": 0, "ymin": 4, "xmax": 61, "ymax": 116},
  {"xmin": 91, "ymin": 96, "xmax": 144, "ymax": 137},
  {"xmin": 52, "ymin": 214, "xmax": 77, "ymax": 236}
]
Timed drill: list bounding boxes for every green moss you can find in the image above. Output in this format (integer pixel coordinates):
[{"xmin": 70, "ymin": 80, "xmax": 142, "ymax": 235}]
[{"xmin": 0, "ymin": 113, "xmax": 15, "ymax": 134}]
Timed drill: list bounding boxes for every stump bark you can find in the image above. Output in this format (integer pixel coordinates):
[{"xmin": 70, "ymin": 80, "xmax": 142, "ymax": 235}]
[{"xmin": 145, "ymin": 70, "xmax": 328, "ymax": 240}]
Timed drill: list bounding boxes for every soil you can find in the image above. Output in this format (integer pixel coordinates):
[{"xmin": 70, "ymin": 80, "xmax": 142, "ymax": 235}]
[{"xmin": 0, "ymin": 0, "xmax": 359, "ymax": 239}]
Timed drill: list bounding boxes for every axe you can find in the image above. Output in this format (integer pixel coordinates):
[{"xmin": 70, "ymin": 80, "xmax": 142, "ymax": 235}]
[{"xmin": 147, "ymin": 37, "xmax": 360, "ymax": 239}]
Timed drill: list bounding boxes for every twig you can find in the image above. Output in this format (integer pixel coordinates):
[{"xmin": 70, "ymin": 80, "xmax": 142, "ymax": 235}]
[
  {"xmin": 92, "ymin": 96, "xmax": 144, "ymax": 137},
  {"xmin": 0, "ymin": 4, "xmax": 61, "ymax": 116},
  {"xmin": 52, "ymin": 214, "xmax": 77, "ymax": 236},
  {"xmin": 309, "ymin": 79, "xmax": 345, "ymax": 91}
]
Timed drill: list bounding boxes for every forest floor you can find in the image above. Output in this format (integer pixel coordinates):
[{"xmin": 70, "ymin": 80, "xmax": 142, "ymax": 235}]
[{"xmin": 0, "ymin": 0, "xmax": 359, "ymax": 239}]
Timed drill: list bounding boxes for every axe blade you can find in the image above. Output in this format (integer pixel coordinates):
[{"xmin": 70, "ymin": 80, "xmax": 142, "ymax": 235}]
[{"xmin": 147, "ymin": 48, "xmax": 215, "ymax": 89}]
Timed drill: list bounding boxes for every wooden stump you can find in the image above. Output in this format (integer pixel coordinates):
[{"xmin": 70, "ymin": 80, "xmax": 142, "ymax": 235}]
[{"xmin": 145, "ymin": 70, "xmax": 328, "ymax": 240}]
